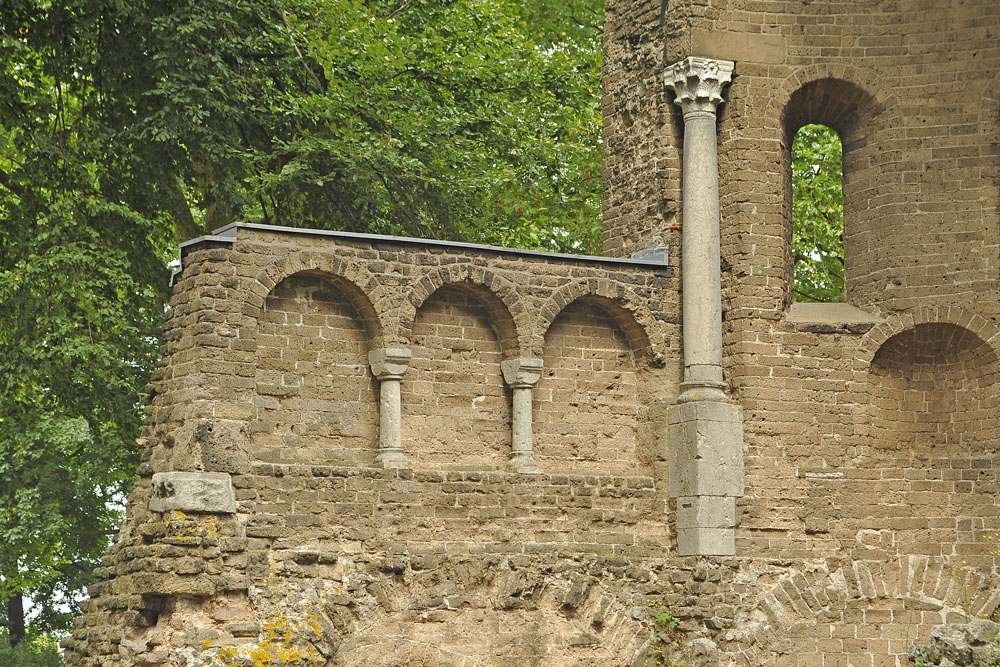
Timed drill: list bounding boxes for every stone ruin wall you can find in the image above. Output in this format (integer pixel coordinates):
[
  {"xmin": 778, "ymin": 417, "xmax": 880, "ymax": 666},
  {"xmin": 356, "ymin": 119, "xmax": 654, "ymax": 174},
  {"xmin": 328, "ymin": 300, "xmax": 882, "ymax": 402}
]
[
  {"xmin": 66, "ymin": 0, "xmax": 1000, "ymax": 665},
  {"xmin": 65, "ymin": 228, "xmax": 695, "ymax": 666}
]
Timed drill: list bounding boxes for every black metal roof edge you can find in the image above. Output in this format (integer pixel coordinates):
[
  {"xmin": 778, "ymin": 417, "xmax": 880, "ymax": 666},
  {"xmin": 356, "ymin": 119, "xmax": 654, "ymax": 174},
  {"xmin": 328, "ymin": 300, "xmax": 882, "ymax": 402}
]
[
  {"xmin": 211, "ymin": 222, "xmax": 670, "ymax": 269},
  {"xmin": 179, "ymin": 232, "xmax": 239, "ymax": 251},
  {"xmin": 170, "ymin": 233, "xmax": 240, "ymax": 286},
  {"xmin": 170, "ymin": 222, "xmax": 671, "ymax": 287}
]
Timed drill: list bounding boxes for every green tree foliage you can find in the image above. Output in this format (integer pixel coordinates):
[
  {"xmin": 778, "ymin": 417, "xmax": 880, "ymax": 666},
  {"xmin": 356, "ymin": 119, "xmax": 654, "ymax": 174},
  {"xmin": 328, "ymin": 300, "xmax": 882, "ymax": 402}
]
[
  {"xmin": 134, "ymin": 0, "xmax": 603, "ymax": 251},
  {"xmin": 0, "ymin": 0, "xmax": 171, "ymax": 646},
  {"xmin": 792, "ymin": 124, "xmax": 844, "ymax": 302},
  {"xmin": 0, "ymin": 630, "xmax": 63, "ymax": 667},
  {"xmin": 1, "ymin": 0, "xmax": 603, "ymax": 642}
]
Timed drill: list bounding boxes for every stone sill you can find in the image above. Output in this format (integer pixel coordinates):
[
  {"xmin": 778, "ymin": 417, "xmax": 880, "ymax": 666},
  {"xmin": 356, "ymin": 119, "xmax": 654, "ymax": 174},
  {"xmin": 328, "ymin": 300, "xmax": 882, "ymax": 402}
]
[
  {"xmin": 785, "ymin": 302, "xmax": 885, "ymax": 333},
  {"xmin": 250, "ymin": 462, "xmax": 658, "ymax": 488}
]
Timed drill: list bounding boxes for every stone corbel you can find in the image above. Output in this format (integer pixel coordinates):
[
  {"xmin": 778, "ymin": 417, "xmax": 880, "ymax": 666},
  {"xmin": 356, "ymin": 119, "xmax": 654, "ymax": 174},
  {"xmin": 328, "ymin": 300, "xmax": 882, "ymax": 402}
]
[{"xmin": 149, "ymin": 471, "xmax": 237, "ymax": 514}]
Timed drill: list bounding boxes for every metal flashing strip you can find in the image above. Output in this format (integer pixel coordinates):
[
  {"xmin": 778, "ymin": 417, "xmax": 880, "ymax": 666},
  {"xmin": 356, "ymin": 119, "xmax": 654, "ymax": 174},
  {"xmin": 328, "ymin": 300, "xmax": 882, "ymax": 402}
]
[
  {"xmin": 171, "ymin": 222, "xmax": 670, "ymax": 286},
  {"xmin": 212, "ymin": 222, "xmax": 670, "ymax": 268},
  {"xmin": 179, "ymin": 232, "xmax": 239, "ymax": 251},
  {"xmin": 169, "ymin": 233, "xmax": 238, "ymax": 286}
]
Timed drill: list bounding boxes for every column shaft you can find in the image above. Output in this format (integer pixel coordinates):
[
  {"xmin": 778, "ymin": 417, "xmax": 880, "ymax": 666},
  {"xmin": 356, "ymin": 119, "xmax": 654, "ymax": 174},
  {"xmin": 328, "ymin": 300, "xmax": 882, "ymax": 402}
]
[
  {"xmin": 511, "ymin": 386, "xmax": 533, "ymax": 457},
  {"xmin": 378, "ymin": 378, "xmax": 403, "ymax": 459},
  {"xmin": 681, "ymin": 112, "xmax": 725, "ymax": 391},
  {"xmin": 664, "ymin": 57, "xmax": 743, "ymax": 556}
]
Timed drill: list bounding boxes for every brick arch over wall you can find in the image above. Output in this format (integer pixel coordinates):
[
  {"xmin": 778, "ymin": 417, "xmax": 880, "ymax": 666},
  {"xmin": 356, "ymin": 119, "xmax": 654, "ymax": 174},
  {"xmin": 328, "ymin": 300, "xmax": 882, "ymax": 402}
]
[
  {"xmin": 851, "ymin": 306, "xmax": 1000, "ymax": 437},
  {"xmin": 401, "ymin": 263, "xmax": 527, "ymax": 359},
  {"xmin": 839, "ymin": 307, "xmax": 1000, "ymax": 567},
  {"xmin": 729, "ymin": 557, "xmax": 1000, "ymax": 665},
  {"xmin": 402, "ymin": 282, "xmax": 512, "ymax": 470},
  {"xmin": 868, "ymin": 322, "xmax": 1000, "ymax": 455},
  {"xmin": 534, "ymin": 279, "xmax": 663, "ymax": 363},
  {"xmin": 251, "ymin": 270, "xmax": 381, "ymax": 466},
  {"xmin": 855, "ymin": 306, "xmax": 1000, "ymax": 370},
  {"xmin": 765, "ymin": 65, "xmax": 900, "ymax": 307},
  {"xmin": 246, "ymin": 251, "xmax": 389, "ymax": 348},
  {"xmin": 535, "ymin": 295, "xmax": 650, "ymax": 476}
]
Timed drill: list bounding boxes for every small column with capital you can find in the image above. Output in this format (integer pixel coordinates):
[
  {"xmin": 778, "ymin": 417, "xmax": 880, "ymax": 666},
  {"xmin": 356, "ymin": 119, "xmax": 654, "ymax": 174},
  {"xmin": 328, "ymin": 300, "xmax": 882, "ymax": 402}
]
[
  {"xmin": 501, "ymin": 358, "xmax": 544, "ymax": 474},
  {"xmin": 369, "ymin": 348, "xmax": 412, "ymax": 469}
]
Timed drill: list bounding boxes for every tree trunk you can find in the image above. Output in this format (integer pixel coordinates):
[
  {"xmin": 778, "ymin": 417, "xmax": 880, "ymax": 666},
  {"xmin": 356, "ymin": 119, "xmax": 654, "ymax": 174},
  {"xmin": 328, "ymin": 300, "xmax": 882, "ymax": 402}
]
[
  {"xmin": 165, "ymin": 175, "xmax": 203, "ymax": 243},
  {"xmin": 6, "ymin": 592, "xmax": 25, "ymax": 648}
]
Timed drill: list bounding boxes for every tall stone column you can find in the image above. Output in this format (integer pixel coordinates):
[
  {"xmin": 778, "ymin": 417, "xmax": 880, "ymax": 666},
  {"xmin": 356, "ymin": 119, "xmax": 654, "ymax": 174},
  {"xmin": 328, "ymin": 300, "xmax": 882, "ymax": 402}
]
[
  {"xmin": 501, "ymin": 358, "xmax": 544, "ymax": 474},
  {"xmin": 664, "ymin": 57, "xmax": 744, "ymax": 556},
  {"xmin": 369, "ymin": 348, "xmax": 412, "ymax": 469}
]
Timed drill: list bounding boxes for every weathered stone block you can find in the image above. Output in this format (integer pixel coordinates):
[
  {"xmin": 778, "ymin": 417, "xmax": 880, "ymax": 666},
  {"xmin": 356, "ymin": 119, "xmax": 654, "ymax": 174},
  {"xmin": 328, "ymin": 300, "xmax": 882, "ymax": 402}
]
[
  {"xmin": 676, "ymin": 527, "xmax": 735, "ymax": 558},
  {"xmin": 149, "ymin": 472, "xmax": 237, "ymax": 514},
  {"xmin": 192, "ymin": 421, "xmax": 251, "ymax": 474},
  {"xmin": 667, "ymin": 400, "xmax": 744, "ymax": 498}
]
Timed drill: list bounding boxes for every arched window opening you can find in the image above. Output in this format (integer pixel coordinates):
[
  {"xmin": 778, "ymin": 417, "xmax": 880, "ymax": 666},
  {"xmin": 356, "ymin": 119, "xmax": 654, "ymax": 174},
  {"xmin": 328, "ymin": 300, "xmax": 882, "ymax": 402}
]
[{"xmin": 792, "ymin": 124, "xmax": 844, "ymax": 302}]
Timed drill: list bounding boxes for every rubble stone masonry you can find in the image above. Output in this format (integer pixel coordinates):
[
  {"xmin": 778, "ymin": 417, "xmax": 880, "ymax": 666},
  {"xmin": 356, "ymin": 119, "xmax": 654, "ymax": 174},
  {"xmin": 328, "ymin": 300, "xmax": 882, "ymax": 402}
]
[{"xmin": 67, "ymin": 0, "xmax": 1000, "ymax": 665}]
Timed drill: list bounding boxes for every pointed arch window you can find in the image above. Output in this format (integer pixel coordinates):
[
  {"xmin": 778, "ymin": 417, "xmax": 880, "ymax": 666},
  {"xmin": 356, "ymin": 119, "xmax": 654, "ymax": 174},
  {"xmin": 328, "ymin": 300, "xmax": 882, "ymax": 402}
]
[{"xmin": 792, "ymin": 124, "xmax": 844, "ymax": 302}]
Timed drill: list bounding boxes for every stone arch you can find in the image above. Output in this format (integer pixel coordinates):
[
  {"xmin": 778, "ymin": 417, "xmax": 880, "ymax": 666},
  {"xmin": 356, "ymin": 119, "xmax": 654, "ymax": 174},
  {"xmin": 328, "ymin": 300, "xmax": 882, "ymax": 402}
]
[
  {"xmin": 766, "ymin": 65, "xmax": 901, "ymax": 307},
  {"xmin": 402, "ymin": 263, "xmax": 527, "ymax": 359},
  {"xmin": 765, "ymin": 63, "xmax": 899, "ymax": 134},
  {"xmin": 535, "ymin": 279, "xmax": 663, "ymax": 364},
  {"xmin": 320, "ymin": 556, "xmax": 654, "ymax": 666},
  {"xmin": 246, "ymin": 251, "xmax": 389, "ymax": 349}
]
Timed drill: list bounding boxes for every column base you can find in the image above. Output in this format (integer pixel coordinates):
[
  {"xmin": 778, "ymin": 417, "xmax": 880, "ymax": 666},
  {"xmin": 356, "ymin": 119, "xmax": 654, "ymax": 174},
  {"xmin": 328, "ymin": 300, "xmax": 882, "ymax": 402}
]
[
  {"xmin": 373, "ymin": 450, "xmax": 409, "ymax": 469},
  {"xmin": 675, "ymin": 496, "xmax": 735, "ymax": 555},
  {"xmin": 507, "ymin": 454, "xmax": 543, "ymax": 474},
  {"xmin": 668, "ymin": 400, "xmax": 744, "ymax": 556},
  {"xmin": 677, "ymin": 380, "xmax": 728, "ymax": 403},
  {"xmin": 667, "ymin": 400, "xmax": 744, "ymax": 497}
]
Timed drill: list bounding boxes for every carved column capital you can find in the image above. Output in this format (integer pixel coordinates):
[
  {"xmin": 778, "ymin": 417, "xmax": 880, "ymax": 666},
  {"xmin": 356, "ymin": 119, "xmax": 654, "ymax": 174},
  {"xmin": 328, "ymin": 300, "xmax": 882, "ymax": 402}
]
[
  {"xmin": 500, "ymin": 358, "xmax": 544, "ymax": 389},
  {"xmin": 369, "ymin": 348, "xmax": 412, "ymax": 381},
  {"xmin": 664, "ymin": 57, "xmax": 735, "ymax": 117}
]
